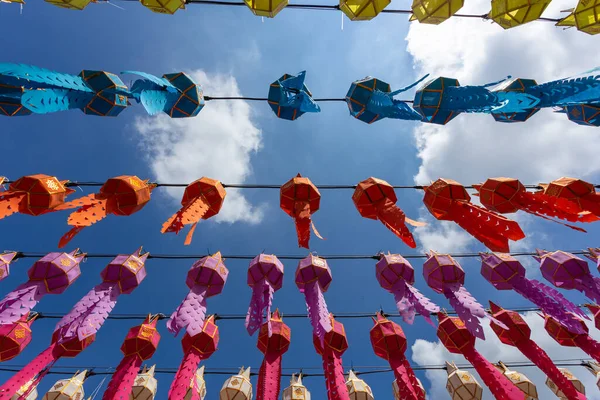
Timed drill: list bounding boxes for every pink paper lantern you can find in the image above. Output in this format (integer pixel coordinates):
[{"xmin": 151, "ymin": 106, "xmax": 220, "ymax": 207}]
[{"xmin": 246, "ymin": 254, "xmax": 284, "ymax": 336}]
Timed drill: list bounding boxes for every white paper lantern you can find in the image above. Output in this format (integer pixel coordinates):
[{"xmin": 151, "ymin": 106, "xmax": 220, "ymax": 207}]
[
  {"xmin": 220, "ymin": 367, "xmax": 253, "ymax": 400},
  {"xmin": 545, "ymin": 368, "xmax": 585, "ymax": 399},
  {"xmin": 43, "ymin": 370, "xmax": 86, "ymax": 400},
  {"xmin": 445, "ymin": 361, "xmax": 483, "ymax": 400},
  {"xmin": 12, "ymin": 378, "xmax": 38, "ymax": 400},
  {"xmin": 346, "ymin": 370, "xmax": 374, "ymax": 400},
  {"xmin": 130, "ymin": 365, "xmax": 158, "ymax": 400},
  {"xmin": 495, "ymin": 362, "xmax": 537, "ymax": 400},
  {"xmin": 283, "ymin": 374, "xmax": 311, "ymax": 400},
  {"xmin": 584, "ymin": 361, "xmax": 600, "ymax": 391},
  {"xmin": 185, "ymin": 366, "xmax": 207, "ymax": 400}
]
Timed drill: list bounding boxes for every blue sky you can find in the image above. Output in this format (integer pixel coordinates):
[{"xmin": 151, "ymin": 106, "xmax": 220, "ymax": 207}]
[{"xmin": 2, "ymin": 0, "xmax": 600, "ymax": 399}]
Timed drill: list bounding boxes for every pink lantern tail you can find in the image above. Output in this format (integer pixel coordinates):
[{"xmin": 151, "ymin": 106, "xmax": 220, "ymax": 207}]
[
  {"xmin": 513, "ymin": 278, "xmax": 587, "ymax": 334},
  {"xmin": 444, "ymin": 284, "xmax": 486, "ymax": 339},
  {"xmin": 54, "ymin": 282, "xmax": 119, "ymax": 341},
  {"xmin": 519, "ymin": 341, "xmax": 586, "ymax": 400},
  {"xmin": 392, "ymin": 283, "xmax": 415, "ymax": 324},
  {"xmin": 0, "ymin": 343, "xmax": 59, "ymax": 399},
  {"xmin": 169, "ymin": 348, "xmax": 202, "ymax": 400},
  {"xmin": 462, "ymin": 347, "xmax": 526, "ymax": 399},
  {"xmin": 102, "ymin": 354, "xmax": 143, "ymax": 400},
  {"xmin": 246, "ymin": 279, "xmax": 274, "ymax": 336},
  {"xmin": 0, "ymin": 282, "xmax": 44, "ymax": 325},
  {"xmin": 404, "ymin": 282, "xmax": 439, "ymax": 327},
  {"xmin": 578, "ymin": 275, "xmax": 600, "ymax": 304},
  {"xmin": 304, "ymin": 281, "xmax": 332, "ymax": 345},
  {"xmin": 529, "ymin": 279, "xmax": 587, "ymax": 319},
  {"xmin": 256, "ymin": 352, "xmax": 283, "ymax": 400},
  {"xmin": 167, "ymin": 285, "xmax": 208, "ymax": 337},
  {"xmin": 575, "ymin": 335, "xmax": 600, "ymax": 364},
  {"xmin": 321, "ymin": 347, "xmax": 351, "ymax": 400},
  {"xmin": 387, "ymin": 357, "xmax": 419, "ymax": 400},
  {"xmin": 402, "ymin": 358, "xmax": 426, "ymax": 400}
]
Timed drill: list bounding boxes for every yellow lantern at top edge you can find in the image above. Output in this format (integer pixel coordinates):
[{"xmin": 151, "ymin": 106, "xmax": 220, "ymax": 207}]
[
  {"xmin": 339, "ymin": 0, "xmax": 391, "ymax": 21},
  {"xmin": 44, "ymin": 0, "xmax": 94, "ymax": 10},
  {"xmin": 140, "ymin": 0, "xmax": 185, "ymax": 14},
  {"xmin": 1, "ymin": 0, "xmax": 25, "ymax": 4},
  {"xmin": 410, "ymin": 0, "xmax": 465, "ymax": 24},
  {"xmin": 556, "ymin": 0, "xmax": 600, "ymax": 35},
  {"xmin": 243, "ymin": 0, "xmax": 288, "ymax": 18},
  {"xmin": 489, "ymin": 0, "xmax": 552, "ymax": 29}
]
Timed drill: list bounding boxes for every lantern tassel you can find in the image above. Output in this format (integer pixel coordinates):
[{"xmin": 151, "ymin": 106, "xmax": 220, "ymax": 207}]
[
  {"xmin": 0, "ymin": 192, "xmax": 24, "ymax": 219},
  {"xmin": 246, "ymin": 279, "xmax": 274, "ymax": 336},
  {"xmin": 161, "ymin": 196, "xmax": 210, "ymax": 246},
  {"xmin": 404, "ymin": 282, "xmax": 439, "ymax": 326},
  {"xmin": 0, "ymin": 282, "xmax": 45, "ymax": 325},
  {"xmin": 376, "ymin": 199, "xmax": 420, "ymax": 248},
  {"xmin": 168, "ymin": 347, "xmax": 203, "ymax": 400},
  {"xmin": 388, "ymin": 357, "xmax": 420, "ymax": 400},
  {"xmin": 256, "ymin": 352, "xmax": 283, "ymax": 400},
  {"xmin": 102, "ymin": 354, "xmax": 143, "ymax": 400},
  {"xmin": 444, "ymin": 283, "xmax": 487, "ymax": 339},
  {"xmin": 167, "ymin": 285, "xmax": 208, "ymax": 337},
  {"xmin": 304, "ymin": 281, "xmax": 332, "ymax": 345}
]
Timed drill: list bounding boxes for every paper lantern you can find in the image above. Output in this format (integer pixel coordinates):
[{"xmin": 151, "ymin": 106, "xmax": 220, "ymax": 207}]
[
  {"xmin": 376, "ymin": 253, "xmax": 439, "ymax": 325},
  {"xmin": 220, "ymin": 367, "xmax": 253, "ymax": 400},
  {"xmin": 1, "ymin": 0, "xmax": 25, "ymax": 3},
  {"xmin": 410, "ymin": 0, "xmax": 464, "ymax": 23},
  {"xmin": 102, "ymin": 316, "xmax": 161, "ymax": 400},
  {"xmin": 44, "ymin": 0, "xmax": 94, "ymax": 10},
  {"xmin": 437, "ymin": 313, "xmax": 526, "ymax": 399},
  {"xmin": 565, "ymin": 104, "xmax": 600, "ymax": 126},
  {"xmin": 244, "ymin": 0, "xmax": 287, "ymax": 17},
  {"xmin": 413, "ymin": 78, "xmax": 462, "ymax": 124},
  {"xmin": 0, "ymin": 252, "xmax": 18, "ymax": 282},
  {"xmin": 59, "ymin": 176, "xmax": 155, "ymax": 248},
  {"xmin": 256, "ymin": 310, "xmax": 291, "ymax": 400},
  {"xmin": 140, "ymin": 0, "xmax": 186, "ymax": 14},
  {"xmin": 445, "ymin": 361, "xmax": 483, "ymax": 400},
  {"xmin": 280, "ymin": 174, "xmax": 323, "ymax": 249},
  {"xmin": 12, "ymin": 379, "xmax": 37, "ymax": 400},
  {"xmin": 78, "ymin": 70, "xmax": 129, "ymax": 116},
  {"xmin": 545, "ymin": 369, "xmax": 586, "ymax": 399},
  {"xmin": 339, "ymin": 0, "xmax": 391, "ymax": 20},
  {"xmin": 556, "ymin": 0, "xmax": 600, "ymax": 35},
  {"xmin": 353, "ymin": 177, "xmax": 424, "ymax": 248},
  {"xmin": 283, "ymin": 374, "xmax": 311, "ymax": 400},
  {"xmin": 130, "ymin": 366, "xmax": 158, "ymax": 400},
  {"xmin": 494, "ymin": 362, "xmax": 538, "ymax": 400},
  {"xmin": 393, "ymin": 378, "xmax": 426, "ymax": 399},
  {"xmin": 168, "ymin": 252, "xmax": 228, "ymax": 337},
  {"xmin": 583, "ymin": 361, "xmax": 600, "ymax": 391},
  {"xmin": 42, "ymin": 371, "xmax": 87, "ymax": 400},
  {"xmin": 162, "ymin": 177, "xmax": 226, "ymax": 245},
  {"xmin": 585, "ymin": 302, "xmax": 600, "ymax": 330},
  {"xmin": 0, "ymin": 250, "xmax": 84, "ymax": 327},
  {"xmin": 295, "ymin": 255, "xmax": 332, "ymax": 344},
  {"xmin": 538, "ymin": 177, "xmax": 600, "ymax": 218},
  {"xmin": 246, "ymin": 254, "xmax": 284, "ymax": 336},
  {"xmin": 480, "ymin": 252, "xmax": 587, "ymax": 334},
  {"xmin": 489, "ymin": 0, "xmax": 551, "ymax": 29},
  {"xmin": 345, "ymin": 371, "xmax": 374, "ymax": 400},
  {"xmin": 490, "ymin": 78, "xmax": 540, "ymax": 123},
  {"xmin": 268, "ymin": 72, "xmax": 320, "ymax": 120},
  {"xmin": 488, "ymin": 303, "xmax": 583, "ymax": 400},
  {"xmin": 312, "ymin": 315, "xmax": 351, "ymax": 400},
  {"xmin": 543, "ymin": 313, "xmax": 600, "ymax": 363},
  {"xmin": 0, "ymin": 313, "xmax": 36, "ymax": 362},
  {"xmin": 169, "ymin": 316, "xmax": 219, "ymax": 399},
  {"xmin": 423, "ymin": 178, "xmax": 525, "ymax": 251}
]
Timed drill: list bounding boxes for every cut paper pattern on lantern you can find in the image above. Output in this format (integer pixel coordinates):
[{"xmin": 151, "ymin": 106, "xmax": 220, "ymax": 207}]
[
  {"xmin": 345, "ymin": 370, "xmax": 374, "ymax": 400},
  {"xmin": 489, "ymin": 0, "xmax": 552, "ymax": 29},
  {"xmin": 370, "ymin": 313, "xmax": 424, "ymax": 400},
  {"xmin": 268, "ymin": 72, "xmax": 320, "ymax": 120},
  {"xmin": 410, "ymin": 0, "xmax": 464, "ymax": 24},
  {"xmin": 353, "ymin": 177, "xmax": 425, "ymax": 248},
  {"xmin": 0, "ymin": 251, "xmax": 83, "ymax": 326},
  {"xmin": 543, "ymin": 313, "xmax": 600, "ymax": 364},
  {"xmin": 0, "ymin": 312, "xmax": 36, "ymax": 362},
  {"xmin": 445, "ymin": 361, "xmax": 483, "ymax": 400},
  {"xmin": 545, "ymin": 368, "xmax": 586, "ymax": 399},
  {"xmin": 280, "ymin": 174, "xmax": 323, "ymax": 249},
  {"xmin": 424, "ymin": 252, "xmax": 499, "ymax": 339},
  {"xmin": 140, "ymin": 0, "xmax": 186, "ymax": 14},
  {"xmin": 538, "ymin": 177, "xmax": 600, "ymax": 219},
  {"xmin": 102, "ymin": 315, "xmax": 160, "ymax": 400},
  {"xmin": 244, "ymin": 0, "xmax": 287, "ymax": 17},
  {"xmin": 376, "ymin": 253, "xmax": 439, "ymax": 325},
  {"xmin": 437, "ymin": 313, "xmax": 527, "ymax": 399},
  {"xmin": 480, "ymin": 252, "xmax": 587, "ymax": 334},
  {"xmin": 535, "ymin": 249, "xmax": 600, "ymax": 304},
  {"xmin": 167, "ymin": 252, "xmax": 228, "ymax": 337},
  {"xmin": 256, "ymin": 310, "xmax": 290, "ymax": 400},
  {"xmin": 494, "ymin": 362, "xmax": 538, "ymax": 400},
  {"xmin": 131, "ymin": 365, "xmax": 158, "ymax": 400},
  {"xmin": 246, "ymin": 254, "xmax": 284, "ymax": 336},
  {"xmin": 488, "ymin": 303, "xmax": 585, "ymax": 400},
  {"xmin": 295, "ymin": 255, "xmax": 332, "ymax": 345},
  {"xmin": 283, "ymin": 374, "xmax": 310, "ymax": 400},
  {"xmin": 474, "ymin": 177, "xmax": 596, "ymax": 231},
  {"xmin": 220, "ymin": 367, "xmax": 253, "ymax": 400},
  {"xmin": 169, "ymin": 316, "xmax": 218, "ymax": 400},
  {"xmin": 162, "ymin": 177, "xmax": 226, "ymax": 245},
  {"xmin": 556, "ymin": 0, "xmax": 600, "ymax": 35},
  {"xmin": 59, "ymin": 176, "xmax": 155, "ymax": 248},
  {"xmin": 339, "ymin": 0, "xmax": 391, "ymax": 20},
  {"xmin": 42, "ymin": 370, "xmax": 87, "ymax": 400},
  {"xmin": 0, "ymin": 252, "xmax": 18, "ymax": 282},
  {"xmin": 313, "ymin": 315, "xmax": 351, "ymax": 400},
  {"xmin": 423, "ymin": 178, "xmax": 525, "ymax": 252}
]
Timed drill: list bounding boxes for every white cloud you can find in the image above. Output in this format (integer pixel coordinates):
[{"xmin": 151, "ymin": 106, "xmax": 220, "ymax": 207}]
[
  {"xmin": 411, "ymin": 312, "xmax": 600, "ymax": 399},
  {"xmin": 135, "ymin": 70, "xmax": 265, "ymax": 224}
]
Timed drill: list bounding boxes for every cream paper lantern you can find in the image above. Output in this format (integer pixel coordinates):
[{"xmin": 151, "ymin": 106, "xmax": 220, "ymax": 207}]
[
  {"xmin": 392, "ymin": 377, "xmax": 425, "ymax": 399},
  {"xmin": 545, "ymin": 368, "xmax": 586, "ymax": 399},
  {"xmin": 43, "ymin": 370, "xmax": 86, "ymax": 400},
  {"xmin": 445, "ymin": 361, "xmax": 483, "ymax": 400},
  {"xmin": 220, "ymin": 367, "xmax": 252, "ymax": 400},
  {"xmin": 185, "ymin": 366, "xmax": 207, "ymax": 400},
  {"xmin": 346, "ymin": 370, "xmax": 374, "ymax": 400},
  {"xmin": 495, "ymin": 362, "xmax": 538, "ymax": 400},
  {"xmin": 12, "ymin": 378, "xmax": 38, "ymax": 400},
  {"xmin": 283, "ymin": 374, "xmax": 311, "ymax": 400},
  {"xmin": 130, "ymin": 365, "xmax": 158, "ymax": 400},
  {"xmin": 583, "ymin": 361, "xmax": 600, "ymax": 390}
]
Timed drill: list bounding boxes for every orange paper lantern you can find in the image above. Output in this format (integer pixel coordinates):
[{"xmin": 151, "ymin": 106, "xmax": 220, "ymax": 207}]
[{"xmin": 280, "ymin": 174, "xmax": 323, "ymax": 249}]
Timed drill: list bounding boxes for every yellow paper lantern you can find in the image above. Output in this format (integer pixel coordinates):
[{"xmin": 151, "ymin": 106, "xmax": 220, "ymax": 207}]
[
  {"xmin": 410, "ymin": 0, "xmax": 464, "ymax": 24},
  {"xmin": 140, "ymin": 0, "xmax": 185, "ymax": 14},
  {"xmin": 489, "ymin": 0, "xmax": 552, "ymax": 28},
  {"xmin": 339, "ymin": 0, "xmax": 391, "ymax": 20},
  {"xmin": 44, "ymin": 0, "xmax": 94, "ymax": 10},
  {"xmin": 556, "ymin": 0, "xmax": 600, "ymax": 35},
  {"xmin": 243, "ymin": 0, "xmax": 288, "ymax": 18},
  {"xmin": 1, "ymin": 0, "xmax": 25, "ymax": 4}
]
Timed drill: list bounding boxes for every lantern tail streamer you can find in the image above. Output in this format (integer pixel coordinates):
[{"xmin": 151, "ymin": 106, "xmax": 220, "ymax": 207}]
[
  {"xmin": 404, "ymin": 282, "xmax": 439, "ymax": 326},
  {"xmin": 577, "ymin": 274, "xmax": 600, "ymax": 304},
  {"xmin": 58, "ymin": 226, "xmax": 86, "ymax": 248},
  {"xmin": 66, "ymin": 197, "xmax": 108, "ymax": 226},
  {"xmin": 167, "ymin": 286, "xmax": 208, "ymax": 337},
  {"xmin": 529, "ymin": 279, "xmax": 587, "ymax": 318},
  {"xmin": 393, "ymin": 284, "xmax": 416, "ymax": 325},
  {"xmin": 0, "ymin": 193, "xmax": 23, "ymax": 219},
  {"xmin": 0, "ymin": 282, "xmax": 44, "ymax": 325},
  {"xmin": 168, "ymin": 347, "xmax": 202, "ymax": 400},
  {"xmin": 246, "ymin": 279, "xmax": 274, "ymax": 336},
  {"xmin": 161, "ymin": 196, "xmax": 210, "ymax": 244},
  {"xmin": 519, "ymin": 341, "xmax": 586, "ymax": 400},
  {"xmin": 304, "ymin": 281, "xmax": 332, "ymax": 345},
  {"xmin": 462, "ymin": 347, "xmax": 526, "ymax": 399},
  {"xmin": 295, "ymin": 202, "xmax": 311, "ymax": 248},
  {"xmin": 445, "ymin": 283, "xmax": 486, "ymax": 339},
  {"xmin": 54, "ymin": 192, "xmax": 97, "ymax": 211},
  {"xmin": 521, "ymin": 191, "xmax": 598, "ymax": 224},
  {"xmin": 102, "ymin": 354, "xmax": 142, "ymax": 400},
  {"xmin": 376, "ymin": 199, "xmax": 418, "ymax": 248},
  {"xmin": 575, "ymin": 335, "xmax": 600, "ymax": 363},
  {"xmin": 321, "ymin": 347, "xmax": 351, "ymax": 400},
  {"xmin": 388, "ymin": 357, "xmax": 419, "ymax": 400},
  {"xmin": 256, "ymin": 352, "xmax": 282, "ymax": 400},
  {"xmin": 402, "ymin": 358, "xmax": 426, "ymax": 400}
]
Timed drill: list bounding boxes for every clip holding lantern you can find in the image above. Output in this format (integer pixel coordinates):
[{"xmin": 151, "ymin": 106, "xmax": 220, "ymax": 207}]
[
  {"xmin": 246, "ymin": 254, "xmax": 284, "ymax": 336},
  {"xmin": 445, "ymin": 361, "xmax": 483, "ymax": 400},
  {"xmin": 162, "ymin": 177, "xmax": 226, "ymax": 245},
  {"xmin": 283, "ymin": 374, "xmax": 311, "ymax": 400},
  {"xmin": 220, "ymin": 367, "xmax": 253, "ymax": 400},
  {"xmin": 0, "ymin": 251, "xmax": 18, "ymax": 282},
  {"xmin": 280, "ymin": 174, "xmax": 324, "ymax": 249},
  {"xmin": 545, "ymin": 368, "xmax": 586, "ymax": 399}
]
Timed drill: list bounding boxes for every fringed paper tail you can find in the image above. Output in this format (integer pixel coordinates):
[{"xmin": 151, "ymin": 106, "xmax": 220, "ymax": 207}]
[
  {"xmin": 405, "ymin": 282, "xmax": 439, "ymax": 327},
  {"xmin": 294, "ymin": 201, "xmax": 312, "ymax": 249},
  {"xmin": 445, "ymin": 284, "xmax": 486, "ymax": 339},
  {"xmin": 388, "ymin": 357, "xmax": 420, "ymax": 400},
  {"xmin": 167, "ymin": 285, "xmax": 208, "ymax": 337},
  {"xmin": 575, "ymin": 335, "xmax": 600, "ymax": 364},
  {"xmin": 256, "ymin": 352, "xmax": 283, "ymax": 400},
  {"xmin": 321, "ymin": 347, "xmax": 351, "ymax": 400},
  {"xmin": 0, "ymin": 282, "xmax": 44, "ymax": 325},
  {"xmin": 376, "ymin": 199, "xmax": 419, "ymax": 248},
  {"xmin": 102, "ymin": 354, "xmax": 143, "ymax": 400},
  {"xmin": 0, "ymin": 192, "xmax": 24, "ymax": 219},
  {"xmin": 246, "ymin": 279, "xmax": 274, "ymax": 336},
  {"xmin": 168, "ymin": 347, "xmax": 202, "ymax": 400},
  {"xmin": 578, "ymin": 275, "xmax": 600, "ymax": 304},
  {"xmin": 161, "ymin": 197, "xmax": 210, "ymax": 245},
  {"xmin": 304, "ymin": 282, "xmax": 332, "ymax": 345}
]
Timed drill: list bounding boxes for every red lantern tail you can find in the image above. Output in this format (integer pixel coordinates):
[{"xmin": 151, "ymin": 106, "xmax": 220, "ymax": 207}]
[
  {"xmin": 388, "ymin": 357, "xmax": 421, "ymax": 400},
  {"xmin": 580, "ymin": 195, "xmax": 600, "ymax": 218},
  {"xmin": 168, "ymin": 347, "xmax": 203, "ymax": 400},
  {"xmin": 575, "ymin": 335, "xmax": 600, "ymax": 364},
  {"xmin": 58, "ymin": 226, "xmax": 86, "ymax": 249},
  {"xmin": 67, "ymin": 198, "xmax": 109, "ymax": 227},
  {"xmin": 320, "ymin": 347, "xmax": 351, "ymax": 400},
  {"xmin": 102, "ymin": 354, "xmax": 143, "ymax": 400},
  {"xmin": 0, "ymin": 192, "xmax": 24, "ymax": 219},
  {"xmin": 294, "ymin": 201, "xmax": 312, "ymax": 249},
  {"xmin": 451, "ymin": 202, "xmax": 525, "ymax": 252},
  {"xmin": 162, "ymin": 197, "xmax": 210, "ymax": 245},
  {"xmin": 519, "ymin": 192, "xmax": 590, "ymax": 231},
  {"xmin": 54, "ymin": 193, "xmax": 98, "ymax": 211},
  {"xmin": 376, "ymin": 199, "xmax": 422, "ymax": 248},
  {"xmin": 256, "ymin": 352, "xmax": 283, "ymax": 400}
]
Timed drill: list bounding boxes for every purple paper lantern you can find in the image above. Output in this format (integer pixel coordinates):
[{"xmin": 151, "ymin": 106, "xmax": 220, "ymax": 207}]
[{"xmin": 246, "ymin": 254, "xmax": 284, "ymax": 335}]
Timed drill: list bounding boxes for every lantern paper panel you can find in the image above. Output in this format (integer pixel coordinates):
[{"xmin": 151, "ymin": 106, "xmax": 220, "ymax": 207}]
[
  {"xmin": 44, "ymin": 0, "xmax": 94, "ymax": 10},
  {"xmin": 267, "ymin": 72, "xmax": 320, "ymax": 120},
  {"xmin": 556, "ymin": 0, "xmax": 600, "ymax": 35},
  {"xmin": 184, "ymin": 367, "xmax": 207, "ymax": 400},
  {"xmin": 0, "ymin": 251, "xmax": 17, "ymax": 282},
  {"xmin": 140, "ymin": 0, "xmax": 186, "ymax": 14},
  {"xmin": 280, "ymin": 174, "xmax": 323, "ymax": 249},
  {"xmin": 131, "ymin": 365, "xmax": 158, "ymax": 400},
  {"xmin": 244, "ymin": 0, "xmax": 288, "ymax": 17},
  {"xmin": 220, "ymin": 367, "xmax": 253, "ymax": 400},
  {"xmin": 489, "ymin": 0, "xmax": 552, "ymax": 29},
  {"xmin": 393, "ymin": 378, "xmax": 426, "ymax": 399},
  {"xmin": 410, "ymin": 0, "xmax": 464, "ymax": 24},
  {"xmin": 0, "ymin": 313, "xmax": 36, "ymax": 362},
  {"xmin": 282, "ymin": 374, "xmax": 311, "ymax": 400},
  {"xmin": 445, "ymin": 361, "xmax": 483, "ymax": 400},
  {"xmin": 339, "ymin": 0, "xmax": 391, "ymax": 20},
  {"xmin": 42, "ymin": 370, "xmax": 87, "ymax": 400},
  {"xmin": 345, "ymin": 371, "xmax": 374, "ymax": 400}
]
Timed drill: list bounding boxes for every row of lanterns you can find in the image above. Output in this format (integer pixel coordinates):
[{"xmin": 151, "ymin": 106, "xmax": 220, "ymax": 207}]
[{"xmin": 2, "ymin": 174, "xmax": 600, "ymax": 252}]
